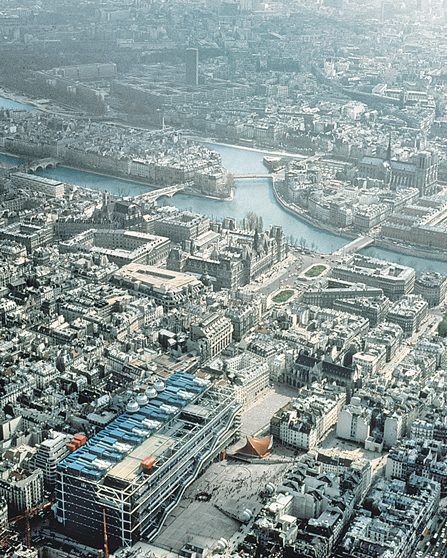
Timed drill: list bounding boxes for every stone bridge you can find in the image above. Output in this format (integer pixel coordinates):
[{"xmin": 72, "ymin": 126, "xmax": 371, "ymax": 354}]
[
  {"xmin": 333, "ymin": 235, "xmax": 375, "ymax": 256},
  {"xmin": 131, "ymin": 184, "xmax": 185, "ymax": 203},
  {"xmin": 27, "ymin": 158, "xmax": 61, "ymax": 172}
]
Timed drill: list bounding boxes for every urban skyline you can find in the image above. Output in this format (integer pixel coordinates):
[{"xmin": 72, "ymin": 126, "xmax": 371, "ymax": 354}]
[{"xmin": 0, "ymin": 1, "xmax": 447, "ymax": 558}]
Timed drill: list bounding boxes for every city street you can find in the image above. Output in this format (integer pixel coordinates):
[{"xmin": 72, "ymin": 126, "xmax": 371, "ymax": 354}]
[
  {"xmin": 417, "ymin": 510, "xmax": 447, "ymax": 558},
  {"xmin": 252, "ymin": 248, "xmax": 337, "ymax": 298}
]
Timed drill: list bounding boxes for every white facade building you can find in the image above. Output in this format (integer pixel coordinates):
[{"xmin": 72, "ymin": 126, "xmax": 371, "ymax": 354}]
[
  {"xmin": 336, "ymin": 396, "xmax": 371, "ymax": 444},
  {"xmin": 226, "ymin": 352, "xmax": 270, "ymax": 407},
  {"xmin": 33, "ymin": 430, "xmax": 71, "ymax": 488},
  {"xmin": 272, "ymin": 383, "xmax": 346, "ymax": 450}
]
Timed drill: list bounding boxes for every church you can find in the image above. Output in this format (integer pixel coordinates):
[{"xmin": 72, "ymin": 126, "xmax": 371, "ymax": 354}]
[{"xmin": 357, "ymin": 140, "xmax": 439, "ymax": 196}]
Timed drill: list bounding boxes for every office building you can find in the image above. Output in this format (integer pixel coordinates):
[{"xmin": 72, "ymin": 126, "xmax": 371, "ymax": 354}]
[
  {"xmin": 414, "ymin": 272, "xmax": 447, "ymax": 307},
  {"xmin": 332, "ymin": 255, "xmax": 415, "ymax": 301},
  {"xmin": 189, "ymin": 313, "xmax": 233, "ymax": 361},
  {"xmin": 225, "ymin": 352, "xmax": 270, "ymax": 407},
  {"xmin": 352, "ymin": 347, "xmax": 387, "ymax": 377},
  {"xmin": 32, "ymin": 431, "xmax": 70, "ymax": 489},
  {"xmin": 11, "ymin": 172, "xmax": 66, "ymax": 199},
  {"xmin": 387, "ymin": 295, "xmax": 428, "ymax": 338},
  {"xmin": 365, "ymin": 321, "xmax": 403, "ymax": 362},
  {"xmin": 153, "ymin": 212, "xmax": 210, "ymax": 243},
  {"xmin": 185, "ymin": 48, "xmax": 199, "ymax": 87}
]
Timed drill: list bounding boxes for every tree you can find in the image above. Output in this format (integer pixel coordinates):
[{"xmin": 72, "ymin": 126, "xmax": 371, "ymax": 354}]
[
  {"xmin": 299, "ymin": 236, "xmax": 307, "ymax": 250},
  {"xmin": 438, "ymin": 318, "xmax": 447, "ymax": 338}
]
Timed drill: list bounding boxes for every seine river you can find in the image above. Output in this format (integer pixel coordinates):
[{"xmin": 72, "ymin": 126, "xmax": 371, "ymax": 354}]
[
  {"xmin": 0, "ymin": 96, "xmax": 35, "ymax": 112},
  {"xmin": 0, "ymin": 95, "xmax": 445, "ymax": 273}
]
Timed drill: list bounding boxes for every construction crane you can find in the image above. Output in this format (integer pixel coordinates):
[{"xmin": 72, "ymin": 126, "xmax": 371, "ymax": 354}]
[
  {"xmin": 102, "ymin": 507, "xmax": 109, "ymax": 558},
  {"xmin": 9, "ymin": 501, "xmax": 52, "ymax": 548}
]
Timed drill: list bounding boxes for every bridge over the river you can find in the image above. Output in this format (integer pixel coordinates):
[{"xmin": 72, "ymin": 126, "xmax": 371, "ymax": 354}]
[
  {"xmin": 26, "ymin": 158, "xmax": 61, "ymax": 172},
  {"xmin": 132, "ymin": 184, "xmax": 185, "ymax": 203},
  {"xmin": 333, "ymin": 235, "xmax": 375, "ymax": 256},
  {"xmin": 233, "ymin": 173, "xmax": 272, "ymax": 179}
]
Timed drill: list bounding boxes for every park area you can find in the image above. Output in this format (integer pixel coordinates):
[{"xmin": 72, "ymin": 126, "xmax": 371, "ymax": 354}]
[
  {"xmin": 272, "ymin": 289, "xmax": 295, "ymax": 303},
  {"xmin": 304, "ymin": 264, "xmax": 327, "ymax": 278}
]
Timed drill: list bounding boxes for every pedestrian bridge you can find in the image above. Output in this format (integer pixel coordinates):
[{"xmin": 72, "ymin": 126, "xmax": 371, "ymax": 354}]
[
  {"xmin": 27, "ymin": 158, "xmax": 61, "ymax": 172},
  {"xmin": 333, "ymin": 235, "xmax": 375, "ymax": 256}
]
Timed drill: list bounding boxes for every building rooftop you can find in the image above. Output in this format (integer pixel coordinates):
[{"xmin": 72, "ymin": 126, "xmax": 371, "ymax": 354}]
[
  {"xmin": 58, "ymin": 373, "xmax": 212, "ymax": 484},
  {"xmin": 114, "ymin": 263, "xmax": 200, "ymax": 293}
]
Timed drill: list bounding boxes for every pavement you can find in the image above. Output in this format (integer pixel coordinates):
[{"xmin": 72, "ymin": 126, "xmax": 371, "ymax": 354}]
[
  {"xmin": 319, "ymin": 427, "xmax": 387, "ymax": 477},
  {"xmin": 153, "ymin": 384, "xmax": 296, "ymax": 555},
  {"xmin": 153, "ymin": 459, "xmax": 290, "ymax": 555},
  {"xmin": 234, "ymin": 384, "xmax": 296, "ymax": 441}
]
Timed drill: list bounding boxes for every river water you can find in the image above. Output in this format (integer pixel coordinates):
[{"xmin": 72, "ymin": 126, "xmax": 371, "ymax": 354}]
[
  {"xmin": 0, "ymin": 152, "xmax": 25, "ymax": 166},
  {"xmin": 35, "ymin": 166, "xmax": 153, "ymax": 196},
  {"xmin": 0, "ymin": 96, "xmax": 35, "ymax": 112},
  {"xmin": 0, "ymin": 96, "xmax": 445, "ymax": 273}
]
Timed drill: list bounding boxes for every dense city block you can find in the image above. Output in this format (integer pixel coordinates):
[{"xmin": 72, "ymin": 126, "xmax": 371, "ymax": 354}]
[{"xmin": 0, "ymin": 1, "xmax": 447, "ymax": 558}]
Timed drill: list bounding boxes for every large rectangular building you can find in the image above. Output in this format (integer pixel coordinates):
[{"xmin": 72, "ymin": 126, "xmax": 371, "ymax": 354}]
[
  {"xmin": 60, "ymin": 229, "xmax": 171, "ymax": 267},
  {"xmin": 332, "ymin": 255, "xmax": 415, "ymax": 301},
  {"xmin": 0, "ymin": 222, "xmax": 54, "ymax": 254},
  {"xmin": 12, "ymin": 172, "xmax": 65, "ymax": 198},
  {"xmin": 185, "ymin": 48, "xmax": 199, "ymax": 86},
  {"xmin": 301, "ymin": 278, "xmax": 384, "ymax": 308},
  {"xmin": 54, "ymin": 373, "xmax": 240, "ymax": 551},
  {"xmin": 153, "ymin": 211, "xmax": 210, "ymax": 243},
  {"xmin": 112, "ymin": 263, "xmax": 204, "ymax": 310}
]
